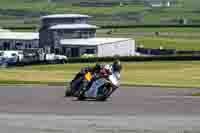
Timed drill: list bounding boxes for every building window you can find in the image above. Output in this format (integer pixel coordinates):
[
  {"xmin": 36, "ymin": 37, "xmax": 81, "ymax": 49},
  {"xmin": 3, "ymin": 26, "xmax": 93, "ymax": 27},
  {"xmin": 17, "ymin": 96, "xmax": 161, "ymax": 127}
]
[
  {"xmin": 81, "ymin": 32, "xmax": 90, "ymax": 38},
  {"xmin": 71, "ymin": 48, "xmax": 80, "ymax": 57},
  {"xmin": 85, "ymin": 49, "xmax": 95, "ymax": 54},
  {"xmin": 89, "ymin": 31, "xmax": 95, "ymax": 37},
  {"xmin": 72, "ymin": 31, "xmax": 81, "ymax": 38},
  {"xmin": 16, "ymin": 43, "xmax": 23, "ymax": 49},
  {"xmin": 74, "ymin": 18, "xmax": 87, "ymax": 24},
  {"xmin": 74, "ymin": 18, "xmax": 81, "ymax": 24},
  {"xmin": 3, "ymin": 42, "xmax": 10, "ymax": 50},
  {"xmin": 0, "ymin": 52, "xmax": 4, "ymax": 56},
  {"xmin": 63, "ymin": 32, "xmax": 74, "ymax": 39},
  {"xmin": 55, "ymin": 48, "xmax": 60, "ymax": 54},
  {"xmin": 11, "ymin": 53, "xmax": 17, "ymax": 56},
  {"xmin": 25, "ymin": 44, "xmax": 29, "ymax": 49}
]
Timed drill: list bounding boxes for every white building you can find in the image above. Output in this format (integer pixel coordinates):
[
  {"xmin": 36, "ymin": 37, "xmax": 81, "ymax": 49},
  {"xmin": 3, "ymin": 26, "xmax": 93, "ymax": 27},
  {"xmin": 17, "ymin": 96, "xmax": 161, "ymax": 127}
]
[
  {"xmin": 166, "ymin": 1, "xmax": 171, "ymax": 7},
  {"xmin": 40, "ymin": 14, "xmax": 136, "ymax": 57},
  {"xmin": 0, "ymin": 14, "xmax": 136, "ymax": 57},
  {"xmin": 0, "ymin": 32, "xmax": 39, "ymax": 50},
  {"xmin": 148, "ymin": 0, "xmax": 171, "ymax": 8},
  {"xmin": 0, "ymin": 28, "xmax": 10, "ymax": 32},
  {"xmin": 60, "ymin": 38, "xmax": 135, "ymax": 57}
]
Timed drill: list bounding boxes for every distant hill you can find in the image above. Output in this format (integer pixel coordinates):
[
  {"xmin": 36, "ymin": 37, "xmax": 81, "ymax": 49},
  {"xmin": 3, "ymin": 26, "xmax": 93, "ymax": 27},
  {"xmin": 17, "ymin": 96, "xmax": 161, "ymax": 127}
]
[{"xmin": 0, "ymin": 0, "xmax": 199, "ymax": 27}]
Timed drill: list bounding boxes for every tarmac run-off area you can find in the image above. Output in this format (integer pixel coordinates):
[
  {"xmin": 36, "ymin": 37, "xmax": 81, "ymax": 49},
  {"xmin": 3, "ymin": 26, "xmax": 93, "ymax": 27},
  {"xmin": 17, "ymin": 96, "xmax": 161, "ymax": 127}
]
[{"xmin": 0, "ymin": 85, "xmax": 200, "ymax": 133}]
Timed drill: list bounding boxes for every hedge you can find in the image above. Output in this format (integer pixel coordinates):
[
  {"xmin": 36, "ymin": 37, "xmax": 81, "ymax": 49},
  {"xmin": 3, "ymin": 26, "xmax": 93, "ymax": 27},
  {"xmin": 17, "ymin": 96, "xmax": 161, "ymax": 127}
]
[
  {"xmin": 4, "ymin": 56, "xmax": 200, "ymax": 67},
  {"xmin": 101, "ymin": 24, "xmax": 200, "ymax": 29},
  {"xmin": 3, "ymin": 26, "xmax": 37, "ymax": 30},
  {"xmin": 67, "ymin": 55, "xmax": 200, "ymax": 63},
  {"xmin": 3, "ymin": 24, "xmax": 200, "ymax": 31}
]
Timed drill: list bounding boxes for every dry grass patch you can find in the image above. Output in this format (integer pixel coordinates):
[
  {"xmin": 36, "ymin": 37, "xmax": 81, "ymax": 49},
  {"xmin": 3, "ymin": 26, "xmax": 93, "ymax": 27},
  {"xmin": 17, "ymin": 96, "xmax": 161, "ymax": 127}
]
[{"xmin": 0, "ymin": 70, "xmax": 73, "ymax": 82}]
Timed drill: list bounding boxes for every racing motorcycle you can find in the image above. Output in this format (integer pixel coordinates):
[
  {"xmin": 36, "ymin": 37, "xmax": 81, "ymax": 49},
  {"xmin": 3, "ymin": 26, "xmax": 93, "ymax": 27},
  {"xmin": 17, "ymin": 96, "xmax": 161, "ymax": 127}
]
[{"xmin": 65, "ymin": 68, "xmax": 120, "ymax": 101}]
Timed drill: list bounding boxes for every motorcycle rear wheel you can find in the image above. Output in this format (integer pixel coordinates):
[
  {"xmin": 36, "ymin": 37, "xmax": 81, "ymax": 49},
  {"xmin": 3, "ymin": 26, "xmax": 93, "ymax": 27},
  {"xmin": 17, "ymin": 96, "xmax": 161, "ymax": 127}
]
[
  {"xmin": 78, "ymin": 95, "xmax": 86, "ymax": 100},
  {"xmin": 65, "ymin": 89, "xmax": 72, "ymax": 97},
  {"xmin": 64, "ymin": 82, "xmax": 72, "ymax": 97},
  {"xmin": 77, "ymin": 93, "xmax": 86, "ymax": 101}
]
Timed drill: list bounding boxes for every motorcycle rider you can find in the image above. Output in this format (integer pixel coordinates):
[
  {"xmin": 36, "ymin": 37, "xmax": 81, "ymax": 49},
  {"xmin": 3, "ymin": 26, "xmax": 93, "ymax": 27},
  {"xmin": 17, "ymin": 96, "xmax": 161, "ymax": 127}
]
[
  {"xmin": 67, "ymin": 60, "xmax": 122, "ymax": 97},
  {"xmin": 80, "ymin": 59, "xmax": 122, "ymax": 97},
  {"xmin": 105, "ymin": 59, "xmax": 122, "ymax": 75},
  {"xmin": 71, "ymin": 63, "xmax": 101, "ymax": 91}
]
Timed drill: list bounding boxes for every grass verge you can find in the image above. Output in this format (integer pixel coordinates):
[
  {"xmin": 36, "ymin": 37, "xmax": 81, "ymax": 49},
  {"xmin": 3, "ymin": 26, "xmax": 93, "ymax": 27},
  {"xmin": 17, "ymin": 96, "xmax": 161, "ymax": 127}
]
[
  {"xmin": 1, "ymin": 61, "xmax": 200, "ymax": 88},
  {"xmin": 191, "ymin": 93, "xmax": 200, "ymax": 96},
  {"xmin": 135, "ymin": 37, "xmax": 200, "ymax": 50}
]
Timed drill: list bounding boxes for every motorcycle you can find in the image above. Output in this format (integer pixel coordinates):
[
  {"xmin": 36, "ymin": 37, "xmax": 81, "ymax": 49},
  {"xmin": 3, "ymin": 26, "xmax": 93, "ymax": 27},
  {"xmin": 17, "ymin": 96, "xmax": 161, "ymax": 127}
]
[
  {"xmin": 78, "ymin": 73, "xmax": 119, "ymax": 101},
  {"xmin": 65, "ymin": 69, "xmax": 120, "ymax": 101}
]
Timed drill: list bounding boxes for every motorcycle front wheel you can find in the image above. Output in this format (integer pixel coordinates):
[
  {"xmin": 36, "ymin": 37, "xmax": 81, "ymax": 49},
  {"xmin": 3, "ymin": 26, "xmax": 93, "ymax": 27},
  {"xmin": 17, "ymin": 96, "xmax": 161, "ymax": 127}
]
[{"xmin": 96, "ymin": 85, "xmax": 112, "ymax": 101}]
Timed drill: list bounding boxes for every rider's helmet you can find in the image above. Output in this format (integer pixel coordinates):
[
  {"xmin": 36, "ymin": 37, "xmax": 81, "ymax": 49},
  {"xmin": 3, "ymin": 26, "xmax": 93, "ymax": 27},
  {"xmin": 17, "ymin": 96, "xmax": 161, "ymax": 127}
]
[
  {"xmin": 112, "ymin": 59, "xmax": 122, "ymax": 73},
  {"xmin": 93, "ymin": 63, "xmax": 101, "ymax": 72}
]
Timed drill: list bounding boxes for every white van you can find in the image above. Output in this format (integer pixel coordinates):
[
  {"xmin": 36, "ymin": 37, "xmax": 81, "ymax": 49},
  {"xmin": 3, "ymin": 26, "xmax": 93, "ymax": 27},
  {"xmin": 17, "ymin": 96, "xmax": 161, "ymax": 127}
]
[{"xmin": 0, "ymin": 50, "xmax": 24, "ymax": 65}]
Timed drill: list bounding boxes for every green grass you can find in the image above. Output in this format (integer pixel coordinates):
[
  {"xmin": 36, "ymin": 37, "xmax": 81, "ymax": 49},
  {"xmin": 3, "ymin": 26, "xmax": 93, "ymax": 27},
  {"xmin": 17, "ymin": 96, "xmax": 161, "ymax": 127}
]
[
  {"xmin": 0, "ymin": 80, "xmax": 54, "ymax": 85},
  {"xmin": 97, "ymin": 27, "xmax": 200, "ymax": 37},
  {"xmin": 0, "ymin": 0, "xmax": 200, "ymax": 51},
  {"xmin": 135, "ymin": 36, "xmax": 200, "ymax": 50},
  {"xmin": 191, "ymin": 93, "xmax": 200, "ymax": 96},
  {"xmin": 0, "ymin": 0, "xmax": 200, "ymax": 26},
  {"xmin": 96, "ymin": 28, "xmax": 200, "ymax": 50},
  {"xmin": 103, "ymin": 28, "xmax": 200, "ymax": 33},
  {"xmin": 121, "ymin": 61, "xmax": 200, "ymax": 88},
  {"xmin": 1, "ymin": 61, "xmax": 200, "ymax": 88}
]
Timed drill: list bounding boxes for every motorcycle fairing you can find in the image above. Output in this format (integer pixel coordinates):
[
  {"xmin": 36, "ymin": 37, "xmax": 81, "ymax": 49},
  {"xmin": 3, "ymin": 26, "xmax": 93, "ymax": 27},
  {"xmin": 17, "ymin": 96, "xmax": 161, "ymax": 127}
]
[{"xmin": 85, "ymin": 78, "xmax": 106, "ymax": 97}]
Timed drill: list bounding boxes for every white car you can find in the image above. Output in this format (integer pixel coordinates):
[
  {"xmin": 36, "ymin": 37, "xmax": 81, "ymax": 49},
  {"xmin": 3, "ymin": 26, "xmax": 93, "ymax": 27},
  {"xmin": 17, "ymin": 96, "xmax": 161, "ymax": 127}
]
[
  {"xmin": 0, "ymin": 50, "xmax": 24, "ymax": 66},
  {"xmin": 45, "ymin": 53, "xmax": 67, "ymax": 63}
]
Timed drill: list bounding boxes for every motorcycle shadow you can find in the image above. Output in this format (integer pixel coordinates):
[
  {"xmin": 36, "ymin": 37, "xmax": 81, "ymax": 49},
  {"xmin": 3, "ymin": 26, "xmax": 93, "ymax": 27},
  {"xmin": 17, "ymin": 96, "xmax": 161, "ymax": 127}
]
[
  {"xmin": 71, "ymin": 97, "xmax": 111, "ymax": 102},
  {"xmin": 64, "ymin": 93, "xmax": 112, "ymax": 102}
]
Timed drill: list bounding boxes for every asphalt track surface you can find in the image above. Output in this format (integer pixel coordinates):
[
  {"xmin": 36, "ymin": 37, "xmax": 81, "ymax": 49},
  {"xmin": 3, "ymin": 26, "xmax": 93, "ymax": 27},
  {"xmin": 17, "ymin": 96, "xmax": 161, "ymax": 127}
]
[{"xmin": 0, "ymin": 85, "xmax": 200, "ymax": 132}]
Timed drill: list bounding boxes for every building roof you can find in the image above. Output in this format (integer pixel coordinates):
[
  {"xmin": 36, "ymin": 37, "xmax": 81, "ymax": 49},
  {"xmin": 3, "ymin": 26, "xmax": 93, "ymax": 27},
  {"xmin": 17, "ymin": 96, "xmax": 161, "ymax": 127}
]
[
  {"xmin": 0, "ymin": 32, "xmax": 39, "ymax": 40},
  {"xmin": 0, "ymin": 28, "xmax": 11, "ymax": 32},
  {"xmin": 60, "ymin": 38, "xmax": 132, "ymax": 46},
  {"xmin": 146, "ymin": 0, "xmax": 171, "ymax": 2},
  {"xmin": 41, "ymin": 14, "xmax": 90, "ymax": 19},
  {"xmin": 50, "ymin": 24, "xmax": 98, "ymax": 30}
]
